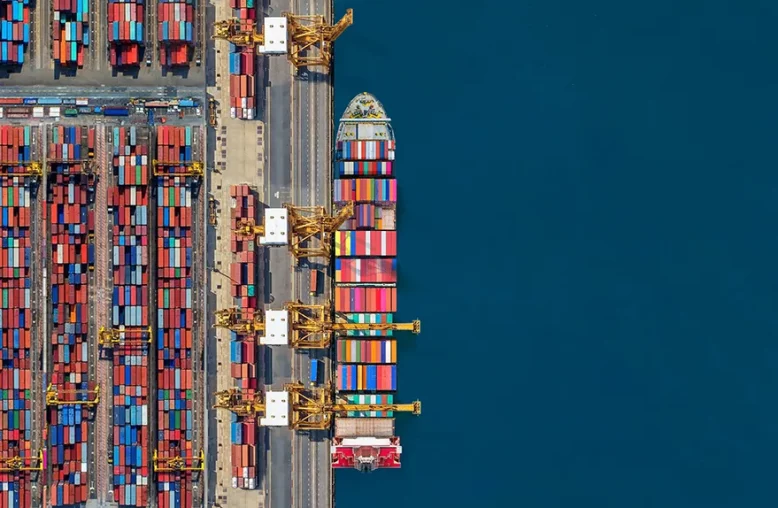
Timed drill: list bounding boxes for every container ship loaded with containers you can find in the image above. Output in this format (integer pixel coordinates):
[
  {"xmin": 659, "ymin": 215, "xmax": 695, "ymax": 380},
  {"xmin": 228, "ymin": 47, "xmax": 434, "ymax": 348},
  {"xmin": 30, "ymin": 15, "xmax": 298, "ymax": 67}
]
[{"xmin": 332, "ymin": 93, "xmax": 402, "ymax": 472}]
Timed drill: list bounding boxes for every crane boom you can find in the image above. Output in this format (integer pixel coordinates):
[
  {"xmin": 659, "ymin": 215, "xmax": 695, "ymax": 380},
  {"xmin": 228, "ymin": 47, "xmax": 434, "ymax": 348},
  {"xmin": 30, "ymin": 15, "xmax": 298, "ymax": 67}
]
[
  {"xmin": 214, "ymin": 304, "xmax": 420, "ymax": 347},
  {"xmin": 213, "ymin": 386, "xmax": 420, "ymax": 430}
]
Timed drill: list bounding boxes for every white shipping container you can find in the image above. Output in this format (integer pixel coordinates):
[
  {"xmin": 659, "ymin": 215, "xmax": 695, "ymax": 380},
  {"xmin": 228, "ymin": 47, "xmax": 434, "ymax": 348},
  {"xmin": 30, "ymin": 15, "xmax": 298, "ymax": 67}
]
[
  {"xmin": 230, "ymin": 107, "xmax": 237, "ymax": 118},
  {"xmin": 49, "ymin": 107, "xmax": 60, "ymax": 117}
]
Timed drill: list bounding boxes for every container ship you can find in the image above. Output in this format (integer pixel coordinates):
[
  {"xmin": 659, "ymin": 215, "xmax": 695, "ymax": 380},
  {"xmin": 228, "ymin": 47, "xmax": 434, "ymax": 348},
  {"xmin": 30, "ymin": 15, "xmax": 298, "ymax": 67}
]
[{"xmin": 331, "ymin": 93, "xmax": 401, "ymax": 472}]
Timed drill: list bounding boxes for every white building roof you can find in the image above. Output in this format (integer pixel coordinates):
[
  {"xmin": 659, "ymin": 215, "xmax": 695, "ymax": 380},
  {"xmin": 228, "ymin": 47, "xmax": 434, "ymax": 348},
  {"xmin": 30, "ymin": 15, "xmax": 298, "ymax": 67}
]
[
  {"xmin": 260, "ymin": 309, "xmax": 288, "ymax": 345},
  {"xmin": 259, "ymin": 208, "xmax": 288, "ymax": 245},
  {"xmin": 260, "ymin": 391, "xmax": 289, "ymax": 427},
  {"xmin": 259, "ymin": 17, "xmax": 288, "ymax": 54}
]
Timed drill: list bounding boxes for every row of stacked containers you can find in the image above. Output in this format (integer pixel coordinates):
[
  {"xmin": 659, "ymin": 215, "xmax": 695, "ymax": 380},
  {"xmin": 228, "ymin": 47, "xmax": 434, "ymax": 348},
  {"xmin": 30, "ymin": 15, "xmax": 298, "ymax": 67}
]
[
  {"xmin": 47, "ymin": 126, "xmax": 96, "ymax": 506},
  {"xmin": 228, "ymin": 0, "xmax": 256, "ymax": 119},
  {"xmin": 108, "ymin": 0, "xmax": 145, "ymax": 67},
  {"xmin": 109, "ymin": 125, "xmax": 150, "ymax": 506},
  {"xmin": 158, "ymin": 0, "xmax": 194, "ymax": 66},
  {"xmin": 53, "ymin": 0, "xmax": 90, "ymax": 67},
  {"xmin": 333, "ymin": 138, "xmax": 399, "ymax": 406},
  {"xmin": 228, "ymin": 184, "xmax": 258, "ymax": 489},
  {"xmin": 155, "ymin": 125, "xmax": 196, "ymax": 508},
  {"xmin": 0, "ymin": 1, "xmax": 30, "ymax": 64},
  {"xmin": 0, "ymin": 126, "xmax": 34, "ymax": 508}
]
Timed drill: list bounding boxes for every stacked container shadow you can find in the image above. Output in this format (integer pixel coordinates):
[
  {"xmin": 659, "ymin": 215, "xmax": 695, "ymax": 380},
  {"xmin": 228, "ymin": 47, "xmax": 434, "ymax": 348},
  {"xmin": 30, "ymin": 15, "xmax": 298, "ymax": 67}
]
[
  {"xmin": 228, "ymin": 0, "xmax": 256, "ymax": 119},
  {"xmin": 227, "ymin": 184, "xmax": 258, "ymax": 489},
  {"xmin": 47, "ymin": 125, "xmax": 96, "ymax": 505},
  {"xmin": 109, "ymin": 125, "xmax": 150, "ymax": 505},
  {"xmin": 108, "ymin": 0, "xmax": 145, "ymax": 67},
  {"xmin": 158, "ymin": 0, "xmax": 194, "ymax": 67},
  {"xmin": 154, "ymin": 125, "xmax": 195, "ymax": 508},
  {"xmin": 53, "ymin": 0, "xmax": 90, "ymax": 67},
  {"xmin": 0, "ymin": 125, "xmax": 36, "ymax": 508},
  {"xmin": 0, "ymin": 1, "xmax": 31, "ymax": 65}
]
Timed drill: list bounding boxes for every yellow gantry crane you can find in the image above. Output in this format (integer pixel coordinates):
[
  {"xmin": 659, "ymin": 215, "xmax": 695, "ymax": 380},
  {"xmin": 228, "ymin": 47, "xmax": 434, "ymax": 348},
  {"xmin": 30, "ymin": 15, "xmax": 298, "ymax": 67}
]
[
  {"xmin": 0, "ymin": 161, "xmax": 42, "ymax": 177},
  {"xmin": 232, "ymin": 202, "xmax": 354, "ymax": 260},
  {"xmin": 214, "ymin": 383, "xmax": 421, "ymax": 430},
  {"xmin": 98, "ymin": 326, "xmax": 152, "ymax": 347},
  {"xmin": 214, "ymin": 303, "xmax": 421, "ymax": 348},
  {"xmin": 0, "ymin": 451, "xmax": 44, "ymax": 472},
  {"xmin": 48, "ymin": 158, "xmax": 96, "ymax": 175},
  {"xmin": 212, "ymin": 9, "xmax": 354, "ymax": 69},
  {"xmin": 152, "ymin": 159, "xmax": 204, "ymax": 177},
  {"xmin": 45, "ymin": 384, "xmax": 100, "ymax": 406},
  {"xmin": 152, "ymin": 450, "xmax": 205, "ymax": 473}
]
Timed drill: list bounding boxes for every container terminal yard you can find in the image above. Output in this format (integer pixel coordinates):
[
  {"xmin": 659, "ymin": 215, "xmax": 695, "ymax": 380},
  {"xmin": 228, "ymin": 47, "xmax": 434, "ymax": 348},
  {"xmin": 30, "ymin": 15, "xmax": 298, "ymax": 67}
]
[{"xmin": 0, "ymin": 1, "xmax": 421, "ymax": 507}]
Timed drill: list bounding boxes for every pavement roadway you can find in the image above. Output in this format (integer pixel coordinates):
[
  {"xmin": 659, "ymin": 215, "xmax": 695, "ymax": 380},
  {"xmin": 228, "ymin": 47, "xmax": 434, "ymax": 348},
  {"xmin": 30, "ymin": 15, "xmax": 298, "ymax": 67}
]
[
  {"xmin": 291, "ymin": 0, "xmax": 335, "ymax": 507},
  {"xmin": 264, "ymin": 1, "xmax": 295, "ymax": 508}
]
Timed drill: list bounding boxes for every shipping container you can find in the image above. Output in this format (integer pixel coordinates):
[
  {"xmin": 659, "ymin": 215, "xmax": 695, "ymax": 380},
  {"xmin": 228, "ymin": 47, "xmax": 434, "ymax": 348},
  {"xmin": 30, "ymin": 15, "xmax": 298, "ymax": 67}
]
[
  {"xmin": 0, "ymin": 1, "xmax": 31, "ymax": 66},
  {"xmin": 0, "ymin": 125, "xmax": 35, "ymax": 508},
  {"xmin": 227, "ymin": 5, "xmax": 256, "ymax": 119},
  {"xmin": 335, "ymin": 416, "xmax": 395, "ymax": 435},
  {"xmin": 107, "ymin": 0, "xmax": 145, "ymax": 66},
  {"xmin": 337, "ymin": 339, "xmax": 397, "ymax": 364},
  {"xmin": 333, "ymin": 178, "xmax": 397, "ymax": 204},
  {"xmin": 310, "ymin": 359, "xmax": 321, "ymax": 386},
  {"xmin": 336, "ymin": 364, "xmax": 396, "ymax": 392},
  {"xmin": 335, "ymin": 231, "xmax": 397, "ymax": 257},
  {"xmin": 336, "ymin": 140, "xmax": 396, "ymax": 161},
  {"xmin": 309, "ymin": 269, "xmax": 319, "ymax": 296},
  {"xmin": 334, "ymin": 258, "xmax": 397, "ymax": 284},
  {"xmin": 157, "ymin": 0, "xmax": 194, "ymax": 67},
  {"xmin": 155, "ymin": 126, "xmax": 200, "ymax": 505},
  {"xmin": 53, "ymin": 0, "xmax": 90, "ymax": 67},
  {"xmin": 334, "ymin": 287, "xmax": 397, "ymax": 313},
  {"xmin": 109, "ymin": 125, "xmax": 150, "ymax": 506},
  {"xmin": 226, "ymin": 184, "xmax": 260, "ymax": 489},
  {"xmin": 47, "ymin": 132, "xmax": 95, "ymax": 506}
]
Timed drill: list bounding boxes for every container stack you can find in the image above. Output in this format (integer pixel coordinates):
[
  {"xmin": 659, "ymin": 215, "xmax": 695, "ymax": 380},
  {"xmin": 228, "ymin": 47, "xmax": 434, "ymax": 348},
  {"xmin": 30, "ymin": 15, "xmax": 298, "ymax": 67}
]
[
  {"xmin": 0, "ymin": 126, "xmax": 34, "ymax": 508},
  {"xmin": 110, "ymin": 126, "xmax": 150, "ymax": 506},
  {"xmin": 155, "ymin": 125, "xmax": 195, "ymax": 508},
  {"xmin": 228, "ymin": 1, "xmax": 256, "ymax": 119},
  {"xmin": 158, "ymin": 0, "xmax": 194, "ymax": 66},
  {"xmin": 53, "ymin": 0, "xmax": 90, "ymax": 67},
  {"xmin": 333, "ymin": 138, "xmax": 399, "ymax": 396},
  {"xmin": 108, "ymin": 0, "xmax": 145, "ymax": 67},
  {"xmin": 0, "ymin": 0, "xmax": 31, "ymax": 65},
  {"xmin": 228, "ymin": 184, "xmax": 258, "ymax": 489},
  {"xmin": 47, "ymin": 126, "xmax": 96, "ymax": 506}
]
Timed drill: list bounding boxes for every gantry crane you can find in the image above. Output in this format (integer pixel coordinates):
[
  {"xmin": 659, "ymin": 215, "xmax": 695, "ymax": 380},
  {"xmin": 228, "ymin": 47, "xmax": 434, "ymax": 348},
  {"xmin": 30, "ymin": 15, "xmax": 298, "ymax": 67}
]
[
  {"xmin": 47, "ymin": 158, "xmax": 96, "ymax": 175},
  {"xmin": 213, "ymin": 383, "xmax": 421, "ymax": 430},
  {"xmin": 152, "ymin": 159, "xmax": 204, "ymax": 177},
  {"xmin": 212, "ymin": 9, "xmax": 354, "ymax": 69},
  {"xmin": 0, "ymin": 451, "xmax": 44, "ymax": 472},
  {"xmin": 152, "ymin": 449, "xmax": 205, "ymax": 473},
  {"xmin": 0, "ymin": 161, "xmax": 42, "ymax": 177},
  {"xmin": 45, "ymin": 384, "xmax": 100, "ymax": 406},
  {"xmin": 232, "ymin": 202, "xmax": 354, "ymax": 260},
  {"xmin": 214, "ymin": 302, "xmax": 421, "ymax": 348},
  {"xmin": 98, "ymin": 326, "xmax": 152, "ymax": 347}
]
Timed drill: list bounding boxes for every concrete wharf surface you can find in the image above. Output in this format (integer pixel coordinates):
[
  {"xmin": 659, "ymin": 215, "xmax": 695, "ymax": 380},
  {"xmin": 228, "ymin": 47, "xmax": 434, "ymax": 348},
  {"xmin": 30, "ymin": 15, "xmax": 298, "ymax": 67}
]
[{"xmin": 0, "ymin": 0, "xmax": 340, "ymax": 504}]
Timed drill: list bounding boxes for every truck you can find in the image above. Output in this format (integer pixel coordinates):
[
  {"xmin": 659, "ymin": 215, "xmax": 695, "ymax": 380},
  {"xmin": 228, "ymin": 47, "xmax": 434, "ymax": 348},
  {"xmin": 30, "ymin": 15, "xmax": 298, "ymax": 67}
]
[
  {"xmin": 309, "ymin": 270, "xmax": 319, "ymax": 296},
  {"xmin": 310, "ymin": 359, "xmax": 321, "ymax": 386}
]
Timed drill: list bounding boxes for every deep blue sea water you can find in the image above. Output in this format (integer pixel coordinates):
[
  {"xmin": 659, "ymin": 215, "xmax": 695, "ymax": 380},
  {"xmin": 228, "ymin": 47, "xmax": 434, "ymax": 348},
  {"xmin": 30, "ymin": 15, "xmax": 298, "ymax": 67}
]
[{"xmin": 334, "ymin": 1, "xmax": 778, "ymax": 507}]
